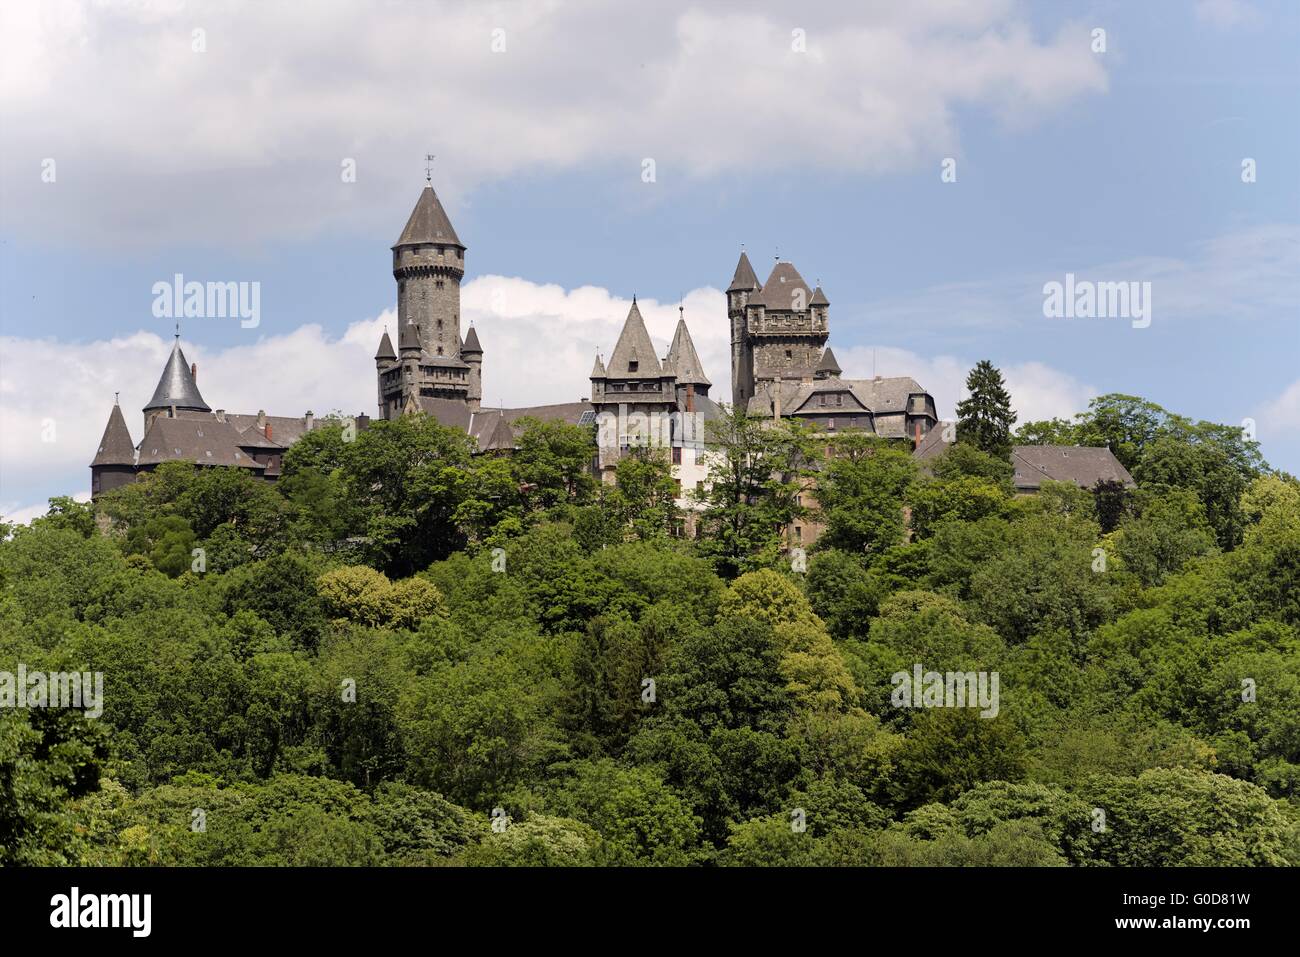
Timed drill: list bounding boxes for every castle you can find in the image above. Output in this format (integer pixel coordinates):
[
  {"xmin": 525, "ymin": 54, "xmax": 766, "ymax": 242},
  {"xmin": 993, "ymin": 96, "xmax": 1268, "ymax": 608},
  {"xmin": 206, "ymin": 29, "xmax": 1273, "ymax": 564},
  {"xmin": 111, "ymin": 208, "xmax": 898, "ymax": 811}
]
[{"xmin": 90, "ymin": 181, "xmax": 941, "ymax": 499}]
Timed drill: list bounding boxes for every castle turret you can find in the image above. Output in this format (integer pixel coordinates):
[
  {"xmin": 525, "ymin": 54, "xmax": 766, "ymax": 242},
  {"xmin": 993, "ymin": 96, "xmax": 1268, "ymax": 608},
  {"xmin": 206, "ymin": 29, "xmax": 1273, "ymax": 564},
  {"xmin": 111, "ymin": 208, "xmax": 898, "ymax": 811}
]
[
  {"xmin": 90, "ymin": 399, "xmax": 137, "ymax": 496},
  {"xmin": 666, "ymin": 313, "xmax": 711, "ymax": 411},
  {"xmin": 379, "ymin": 182, "xmax": 473, "ymax": 418},
  {"xmin": 143, "ymin": 336, "xmax": 209, "ymax": 432},
  {"xmin": 462, "ymin": 325, "xmax": 483, "ymax": 412},
  {"xmin": 728, "ymin": 250, "xmax": 760, "ymax": 408}
]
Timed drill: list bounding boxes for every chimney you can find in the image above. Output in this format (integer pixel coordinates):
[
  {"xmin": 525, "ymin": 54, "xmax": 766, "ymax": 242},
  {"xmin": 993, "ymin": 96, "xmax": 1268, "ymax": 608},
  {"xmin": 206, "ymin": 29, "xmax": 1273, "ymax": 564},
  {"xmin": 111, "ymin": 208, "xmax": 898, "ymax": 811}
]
[
  {"xmin": 356, "ymin": 413, "xmax": 371, "ymax": 431},
  {"xmin": 257, "ymin": 409, "xmax": 267, "ymax": 429},
  {"xmin": 305, "ymin": 410, "xmax": 314, "ymax": 431},
  {"xmin": 215, "ymin": 409, "xmax": 225, "ymax": 423},
  {"xmin": 191, "ymin": 362, "xmax": 197, "ymax": 381},
  {"xmin": 266, "ymin": 423, "xmax": 273, "ymax": 441}
]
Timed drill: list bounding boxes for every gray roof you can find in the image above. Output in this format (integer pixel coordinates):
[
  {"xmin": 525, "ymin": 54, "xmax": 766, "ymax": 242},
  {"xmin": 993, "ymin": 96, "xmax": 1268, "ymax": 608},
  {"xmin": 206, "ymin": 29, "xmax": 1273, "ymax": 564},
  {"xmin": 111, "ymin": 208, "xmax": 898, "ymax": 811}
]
[
  {"xmin": 395, "ymin": 185, "xmax": 463, "ymax": 248},
  {"xmin": 913, "ymin": 425, "xmax": 951, "ymax": 462},
  {"xmin": 666, "ymin": 318, "xmax": 710, "ymax": 387},
  {"xmin": 816, "ymin": 347, "xmax": 842, "ymax": 375},
  {"xmin": 498, "ymin": 402, "xmax": 594, "ymax": 427},
  {"xmin": 375, "ymin": 331, "xmax": 396, "ymax": 360},
  {"xmin": 91, "ymin": 403, "xmax": 136, "ymax": 466},
  {"xmin": 752, "ymin": 261, "xmax": 813, "ymax": 311},
  {"xmin": 180, "ymin": 409, "xmax": 316, "ymax": 447},
  {"xmin": 416, "ymin": 396, "xmax": 473, "ymax": 431},
  {"xmin": 810, "ymin": 285, "xmax": 829, "ymax": 306},
  {"xmin": 462, "ymin": 325, "xmax": 482, "ymax": 354},
  {"xmin": 591, "ymin": 353, "xmax": 607, "ymax": 378},
  {"xmin": 727, "ymin": 251, "xmax": 761, "ymax": 292},
  {"xmin": 1011, "ymin": 445, "xmax": 1136, "ymax": 491},
  {"xmin": 842, "ymin": 377, "xmax": 929, "ymax": 414},
  {"xmin": 136, "ymin": 416, "xmax": 262, "ymax": 469},
  {"xmin": 144, "ymin": 338, "xmax": 210, "ymax": 413},
  {"xmin": 399, "ymin": 319, "xmax": 421, "ymax": 353},
  {"xmin": 748, "ymin": 375, "xmax": 932, "ymax": 420},
  {"xmin": 605, "ymin": 302, "xmax": 664, "ymax": 379}
]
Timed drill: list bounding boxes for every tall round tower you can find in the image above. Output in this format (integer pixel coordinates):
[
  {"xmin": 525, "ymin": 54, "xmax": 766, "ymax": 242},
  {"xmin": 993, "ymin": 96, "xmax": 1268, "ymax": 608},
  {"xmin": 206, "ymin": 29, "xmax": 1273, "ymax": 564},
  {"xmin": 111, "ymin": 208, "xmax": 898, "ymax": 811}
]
[{"xmin": 392, "ymin": 184, "xmax": 466, "ymax": 361}]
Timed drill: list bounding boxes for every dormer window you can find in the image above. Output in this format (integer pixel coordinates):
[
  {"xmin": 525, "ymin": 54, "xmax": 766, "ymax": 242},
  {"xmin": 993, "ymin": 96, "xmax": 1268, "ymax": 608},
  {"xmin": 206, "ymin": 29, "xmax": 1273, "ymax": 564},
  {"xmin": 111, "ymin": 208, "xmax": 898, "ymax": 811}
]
[{"xmin": 628, "ymin": 360, "xmax": 639, "ymax": 372}]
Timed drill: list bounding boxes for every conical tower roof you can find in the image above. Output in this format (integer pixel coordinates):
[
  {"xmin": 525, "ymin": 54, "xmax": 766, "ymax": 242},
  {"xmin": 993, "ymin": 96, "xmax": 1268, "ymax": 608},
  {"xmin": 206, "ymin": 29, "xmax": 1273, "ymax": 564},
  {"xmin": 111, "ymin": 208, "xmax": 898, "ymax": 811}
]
[
  {"xmin": 590, "ymin": 353, "xmax": 607, "ymax": 378},
  {"xmin": 394, "ymin": 185, "xmax": 463, "ymax": 248},
  {"xmin": 91, "ymin": 402, "xmax": 136, "ymax": 466},
  {"xmin": 375, "ymin": 330, "xmax": 396, "ymax": 360},
  {"xmin": 728, "ymin": 251, "xmax": 761, "ymax": 292},
  {"xmin": 816, "ymin": 347, "xmax": 842, "ymax": 376},
  {"xmin": 606, "ymin": 301, "xmax": 662, "ymax": 379},
  {"xmin": 462, "ymin": 325, "xmax": 482, "ymax": 354},
  {"xmin": 666, "ymin": 318, "xmax": 711, "ymax": 387},
  {"xmin": 398, "ymin": 319, "xmax": 422, "ymax": 353},
  {"xmin": 810, "ymin": 285, "xmax": 829, "ymax": 306},
  {"xmin": 144, "ymin": 338, "xmax": 210, "ymax": 413}
]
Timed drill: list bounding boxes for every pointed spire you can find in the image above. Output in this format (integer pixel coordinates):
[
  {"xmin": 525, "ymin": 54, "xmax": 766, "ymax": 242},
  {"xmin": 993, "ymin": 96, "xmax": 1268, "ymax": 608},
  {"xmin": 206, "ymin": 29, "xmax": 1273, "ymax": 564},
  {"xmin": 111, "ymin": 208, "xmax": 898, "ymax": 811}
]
[
  {"xmin": 375, "ymin": 329, "xmax": 396, "ymax": 361},
  {"xmin": 462, "ymin": 324, "xmax": 482, "ymax": 354},
  {"xmin": 394, "ymin": 184, "xmax": 463, "ymax": 248},
  {"xmin": 816, "ymin": 346, "xmax": 842, "ymax": 377},
  {"xmin": 590, "ymin": 352, "xmax": 607, "ymax": 378},
  {"xmin": 91, "ymin": 403, "xmax": 136, "ymax": 466},
  {"xmin": 728, "ymin": 250, "xmax": 761, "ymax": 292},
  {"xmin": 810, "ymin": 285, "xmax": 829, "ymax": 306},
  {"xmin": 666, "ymin": 317, "xmax": 711, "ymax": 387},
  {"xmin": 753, "ymin": 261, "xmax": 813, "ymax": 310},
  {"xmin": 606, "ymin": 301, "xmax": 662, "ymax": 379},
  {"xmin": 144, "ymin": 338, "xmax": 210, "ymax": 413},
  {"xmin": 398, "ymin": 319, "xmax": 421, "ymax": 354}
]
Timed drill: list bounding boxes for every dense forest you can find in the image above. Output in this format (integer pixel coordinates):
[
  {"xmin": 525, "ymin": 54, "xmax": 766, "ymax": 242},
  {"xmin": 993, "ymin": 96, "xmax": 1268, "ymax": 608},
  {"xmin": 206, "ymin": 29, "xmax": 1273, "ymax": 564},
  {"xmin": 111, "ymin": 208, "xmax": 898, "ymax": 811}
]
[{"xmin": 2, "ymin": 386, "xmax": 1297, "ymax": 867}]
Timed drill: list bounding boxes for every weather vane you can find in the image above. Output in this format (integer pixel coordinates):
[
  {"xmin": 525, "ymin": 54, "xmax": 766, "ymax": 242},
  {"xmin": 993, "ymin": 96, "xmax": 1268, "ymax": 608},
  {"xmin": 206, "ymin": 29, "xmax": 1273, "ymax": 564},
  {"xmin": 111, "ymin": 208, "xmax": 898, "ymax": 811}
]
[{"xmin": 424, "ymin": 154, "xmax": 435, "ymax": 183}]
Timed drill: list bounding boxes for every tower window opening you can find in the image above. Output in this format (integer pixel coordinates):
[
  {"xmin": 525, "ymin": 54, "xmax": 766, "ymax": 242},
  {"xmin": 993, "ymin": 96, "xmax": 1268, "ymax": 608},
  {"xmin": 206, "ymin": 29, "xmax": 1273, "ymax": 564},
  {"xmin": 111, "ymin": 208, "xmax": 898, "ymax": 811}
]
[{"xmin": 628, "ymin": 360, "xmax": 639, "ymax": 372}]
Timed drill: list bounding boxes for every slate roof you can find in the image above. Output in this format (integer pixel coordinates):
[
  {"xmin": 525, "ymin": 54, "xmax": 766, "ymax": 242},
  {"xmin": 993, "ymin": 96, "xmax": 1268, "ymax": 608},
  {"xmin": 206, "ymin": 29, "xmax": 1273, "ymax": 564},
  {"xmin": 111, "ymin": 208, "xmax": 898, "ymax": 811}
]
[
  {"xmin": 462, "ymin": 325, "xmax": 482, "ymax": 354},
  {"xmin": 727, "ymin": 251, "xmax": 761, "ymax": 292},
  {"xmin": 395, "ymin": 185, "xmax": 463, "ymax": 248},
  {"xmin": 605, "ymin": 302, "xmax": 664, "ymax": 379},
  {"xmin": 591, "ymin": 353, "xmax": 607, "ymax": 378},
  {"xmin": 144, "ymin": 338, "xmax": 210, "ymax": 413},
  {"xmin": 375, "ymin": 331, "xmax": 396, "ymax": 360},
  {"xmin": 91, "ymin": 404, "xmax": 136, "ymax": 466},
  {"xmin": 666, "ymin": 318, "xmax": 711, "ymax": 387},
  {"xmin": 1011, "ymin": 445, "xmax": 1136, "ymax": 491},
  {"xmin": 816, "ymin": 347, "xmax": 842, "ymax": 376},
  {"xmin": 810, "ymin": 285, "xmax": 829, "ymax": 306},
  {"xmin": 399, "ymin": 320, "xmax": 421, "ymax": 352},
  {"xmin": 136, "ymin": 416, "xmax": 263, "ymax": 469},
  {"xmin": 752, "ymin": 262, "xmax": 814, "ymax": 311},
  {"xmin": 747, "ymin": 375, "xmax": 930, "ymax": 419}
]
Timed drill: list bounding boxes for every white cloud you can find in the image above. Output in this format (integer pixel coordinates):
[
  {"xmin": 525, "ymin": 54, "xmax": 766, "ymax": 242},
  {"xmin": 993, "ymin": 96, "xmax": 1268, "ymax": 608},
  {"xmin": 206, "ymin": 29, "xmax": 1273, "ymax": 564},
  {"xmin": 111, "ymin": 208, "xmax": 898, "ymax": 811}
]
[
  {"xmin": 0, "ymin": 0, "xmax": 1107, "ymax": 246},
  {"xmin": 1256, "ymin": 378, "xmax": 1300, "ymax": 435},
  {"xmin": 833, "ymin": 346, "xmax": 1096, "ymax": 425},
  {"xmin": 3, "ymin": 269, "xmax": 1105, "ymax": 516},
  {"xmin": 0, "ymin": 276, "xmax": 731, "ymax": 512}
]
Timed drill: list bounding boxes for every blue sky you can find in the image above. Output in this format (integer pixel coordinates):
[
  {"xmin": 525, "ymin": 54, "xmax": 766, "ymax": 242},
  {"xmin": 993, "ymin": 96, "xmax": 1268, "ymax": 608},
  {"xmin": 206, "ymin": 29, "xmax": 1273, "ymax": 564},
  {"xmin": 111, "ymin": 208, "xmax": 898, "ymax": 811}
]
[{"xmin": 1, "ymin": 0, "xmax": 1297, "ymax": 519}]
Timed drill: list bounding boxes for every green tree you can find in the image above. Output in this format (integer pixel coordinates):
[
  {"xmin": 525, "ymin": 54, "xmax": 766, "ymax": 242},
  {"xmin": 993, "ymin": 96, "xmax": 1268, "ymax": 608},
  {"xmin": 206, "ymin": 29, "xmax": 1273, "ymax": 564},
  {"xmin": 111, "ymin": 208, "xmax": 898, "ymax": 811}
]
[{"xmin": 955, "ymin": 360, "xmax": 1016, "ymax": 458}]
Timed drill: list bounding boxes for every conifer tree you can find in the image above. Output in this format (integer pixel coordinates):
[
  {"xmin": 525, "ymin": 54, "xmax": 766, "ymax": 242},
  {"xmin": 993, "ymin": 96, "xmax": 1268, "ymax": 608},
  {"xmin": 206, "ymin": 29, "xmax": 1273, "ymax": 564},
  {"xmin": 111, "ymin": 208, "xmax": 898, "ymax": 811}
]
[{"xmin": 955, "ymin": 360, "xmax": 1017, "ymax": 458}]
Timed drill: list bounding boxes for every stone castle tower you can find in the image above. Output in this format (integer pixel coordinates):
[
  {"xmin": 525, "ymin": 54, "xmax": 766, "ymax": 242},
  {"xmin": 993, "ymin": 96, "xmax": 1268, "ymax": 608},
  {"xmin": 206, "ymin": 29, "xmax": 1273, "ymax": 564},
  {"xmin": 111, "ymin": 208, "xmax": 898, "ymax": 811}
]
[
  {"xmin": 728, "ymin": 251, "xmax": 830, "ymax": 409},
  {"xmin": 376, "ymin": 183, "xmax": 482, "ymax": 419}
]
